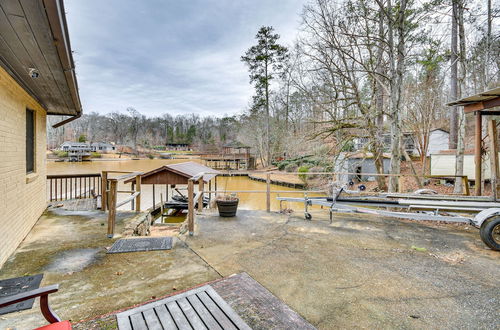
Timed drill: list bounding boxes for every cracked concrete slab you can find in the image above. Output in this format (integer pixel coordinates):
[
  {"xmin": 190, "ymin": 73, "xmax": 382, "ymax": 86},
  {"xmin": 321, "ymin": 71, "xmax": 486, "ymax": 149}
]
[{"xmin": 186, "ymin": 209, "xmax": 500, "ymax": 329}]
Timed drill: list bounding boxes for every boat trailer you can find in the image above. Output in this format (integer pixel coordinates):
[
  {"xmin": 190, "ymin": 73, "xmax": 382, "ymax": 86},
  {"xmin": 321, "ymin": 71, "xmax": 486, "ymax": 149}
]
[{"xmin": 277, "ymin": 188, "xmax": 500, "ymax": 251}]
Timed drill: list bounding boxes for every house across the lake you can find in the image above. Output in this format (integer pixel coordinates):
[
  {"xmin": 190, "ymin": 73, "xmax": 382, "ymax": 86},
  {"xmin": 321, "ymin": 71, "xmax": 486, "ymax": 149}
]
[
  {"xmin": 91, "ymin": 142, "xmax": 116, "ymax": 153},
  {"xmin": 0, "ymin": 0, "xmax": 82, "ymax": 266}
]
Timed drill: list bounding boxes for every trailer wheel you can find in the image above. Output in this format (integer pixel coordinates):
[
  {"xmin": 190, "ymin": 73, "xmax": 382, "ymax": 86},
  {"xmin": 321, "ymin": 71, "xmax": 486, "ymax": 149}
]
[
  {"xmin": 479, "ymin": 216, "xmax": 500, "ymax": 251},
  {"xmin": 305, "ymin": 212, "xmax": 312, "ymax": 220}
]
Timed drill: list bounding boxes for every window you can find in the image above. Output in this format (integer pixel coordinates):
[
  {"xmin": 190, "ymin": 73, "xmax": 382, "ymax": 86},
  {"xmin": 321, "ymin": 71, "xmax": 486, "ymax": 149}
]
[{"xmin": 26, "ymin": 109, "xmax": 35, "ymax": 173}]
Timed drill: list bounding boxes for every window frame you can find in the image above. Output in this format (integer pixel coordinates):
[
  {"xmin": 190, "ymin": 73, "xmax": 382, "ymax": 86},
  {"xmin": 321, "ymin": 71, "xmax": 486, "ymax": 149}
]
[{"xmin": 26, "ymin": 108, "xmax": 35, "ymax": 174}]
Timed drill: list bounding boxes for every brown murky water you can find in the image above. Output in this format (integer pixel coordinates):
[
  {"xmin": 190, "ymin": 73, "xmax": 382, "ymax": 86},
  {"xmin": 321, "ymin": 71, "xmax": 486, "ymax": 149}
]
[{"xmin": 47, "ymin": 159, "xmax": 322, "ymax": 211}]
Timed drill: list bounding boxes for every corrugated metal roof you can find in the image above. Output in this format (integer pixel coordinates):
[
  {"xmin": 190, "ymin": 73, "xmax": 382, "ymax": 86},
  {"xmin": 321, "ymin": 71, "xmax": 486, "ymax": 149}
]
[
  {"xmin": 166, "ymin": 162, "xmax": 220, "ymax": 182},
  {"xmin": 447, "ymin": 87, "xmax": 500, "ymax": 106}
]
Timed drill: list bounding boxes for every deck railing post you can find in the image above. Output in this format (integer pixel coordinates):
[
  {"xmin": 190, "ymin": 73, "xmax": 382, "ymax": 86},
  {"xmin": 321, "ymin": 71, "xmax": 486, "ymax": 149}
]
[
  {"xmin": 107, "ymin": 180, "xmax": 118, "ymax": 238},
  {"xmin": 188, "ymin": 179, "xmax": 195, "ymax": 235},
  {"xmin": 266, "ymin": 173, "xmax": 271, "ymax": 212},
  {"xmin": 101, "ymin": 171, "xmax": 108, "ymax": 211},
  {"xmin": 135, "ymin": 175, "xmax": 141, "ymax": 212}
]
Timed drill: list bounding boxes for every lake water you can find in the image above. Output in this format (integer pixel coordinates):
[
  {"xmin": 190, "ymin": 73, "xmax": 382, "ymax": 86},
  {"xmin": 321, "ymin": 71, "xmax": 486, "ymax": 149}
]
[{"xmin": 47, "ymin": 159, "xmax": 321, "ymax": 211}]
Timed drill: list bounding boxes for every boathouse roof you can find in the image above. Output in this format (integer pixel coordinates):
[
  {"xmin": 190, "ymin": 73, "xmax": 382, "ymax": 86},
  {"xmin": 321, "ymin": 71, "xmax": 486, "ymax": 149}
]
[{"xmin": 124, "ymin": 161, "xmax": 219, "ymax": 184}]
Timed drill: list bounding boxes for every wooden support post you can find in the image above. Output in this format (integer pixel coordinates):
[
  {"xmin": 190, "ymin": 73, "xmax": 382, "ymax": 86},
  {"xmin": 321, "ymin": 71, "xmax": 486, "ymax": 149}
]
[
  {"xmin": 215, "ymin": 176, "xmax": 218, "ymax": 195},
  {"xmin": 489, "ymin": 120, "xmax": 499, "ymax": 200},
  {"xmin": 475, "ymin": 112, "xmax": 482, "ymax": 196},
  {"xmin": 101, "ymin": 171, "xmax": 108, "ymax": 211},
  {"xmin": 107, "ymin": 180, "xmax": 117, "ymax": 238},
  {"xmin": 153, "ymin": 184, "xmax": 156, "ymax": 209},
  {"xmin": 188, "ymin": 179, "xmax": 194, "ymax": 235},
  {"xmin": 198, "ymin": 178, "xmax": 204, "ymax": 212},
  {"xmin": 209, "ymin": 180, "xmax": 212, "ymax": 202},
  {"xmin": 266, "ymin": 173, "xmax": 271, "ymax": 212},
  {"xmin": 160, "ymin": 193, "xmax": 164, "ymax": 219},
  {"xmin": 135, "ymin": 175, "xmax": 141, "ymax": 212},
  {"xmin": 131, "ymin": 182, "xmax": 135, "ymax": 210},
  {"xmin": 462, "ymin": 176, "xmax": 470, "ymax": 196},
  {"xmin": 398, "ymin": 176, "xmax": 403, "ymax": 193}
]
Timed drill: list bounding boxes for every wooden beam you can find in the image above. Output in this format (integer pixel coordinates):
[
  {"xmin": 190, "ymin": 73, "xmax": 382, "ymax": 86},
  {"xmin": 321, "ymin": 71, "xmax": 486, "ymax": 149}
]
[
  {"xmin": 475, "ymin": 112, "xmax": 482, "ymax": 196},
  {"xmin": 489, "ymin": 120, "xmax": 499, "ymax": 201},
  {"xmin": 464, "ymin": 97, "xmax": 500, "ymax": 112}
]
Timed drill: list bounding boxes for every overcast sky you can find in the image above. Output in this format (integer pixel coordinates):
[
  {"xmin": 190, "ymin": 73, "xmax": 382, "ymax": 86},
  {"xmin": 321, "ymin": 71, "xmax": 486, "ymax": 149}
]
[{"xmin": 65, "ymin": 0, "xmax": 304, "ymax": 117}]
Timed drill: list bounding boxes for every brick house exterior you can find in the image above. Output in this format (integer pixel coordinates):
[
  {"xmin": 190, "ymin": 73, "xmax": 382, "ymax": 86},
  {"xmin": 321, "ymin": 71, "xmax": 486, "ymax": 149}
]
[{"xmin": 0, "ymin": 0, "xmax": 82, "ymax": 266}]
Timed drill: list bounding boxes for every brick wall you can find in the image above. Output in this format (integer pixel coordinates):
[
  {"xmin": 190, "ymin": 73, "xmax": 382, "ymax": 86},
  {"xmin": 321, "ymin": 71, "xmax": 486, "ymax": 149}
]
[{"xmin": 0, "ymin": 66, "xmax": 47, "ymax": 267}]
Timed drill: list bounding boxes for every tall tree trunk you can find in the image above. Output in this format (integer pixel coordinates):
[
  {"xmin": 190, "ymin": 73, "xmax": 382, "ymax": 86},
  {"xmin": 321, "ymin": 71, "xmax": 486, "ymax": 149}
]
[
  {"xmin": 388, "ymin": 0, "xmax": 406, "ymax": 192},
  {"xmin": 454, "ymin": 0, "xmax": 466, "ymax": 194},
  {"xmin": 449, "ymin": 0, "xmax": 459, "ymax": 149},
  {"xmin": 374, "ymin": 8, "xmax": 387, "ymax": 191},
  {"xmin": 265, "ymin": 60, "xmax": 271, "ymax": 167}
]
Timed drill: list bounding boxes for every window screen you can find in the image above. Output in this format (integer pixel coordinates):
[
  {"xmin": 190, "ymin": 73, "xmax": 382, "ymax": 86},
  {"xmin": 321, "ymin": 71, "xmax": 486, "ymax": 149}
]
[{"xmin": 26, "ymin": 109, "xmax": 35, "ymax": 173}]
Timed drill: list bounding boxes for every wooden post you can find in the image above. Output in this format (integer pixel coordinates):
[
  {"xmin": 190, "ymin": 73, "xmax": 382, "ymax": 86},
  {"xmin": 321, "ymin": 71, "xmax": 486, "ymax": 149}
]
[
  {"xmin": 107, "ymin": 180, "xmax": 117, "ymax": 238},
  {"xmin": 462, "ymin": 176, "xmax": 470, "ymax": 196},
  {"xmin": 398, "ymin": 176, "xmax": 403, "ymax": 193},
  {"xmin": 188, "ymin": 179, "xmax": 194, "ymax": 235},
  {"xmin": 152, "ymin": 184, "xmax": 156, "ymax": 209},
  {"xmin": 101, "ymin": 171, "xmax": 108, "ymax": 211},
  {"xmin": 135, "ymin": 174, "xmax": 141, "ymax": 212},
  {"xmin": 160, "ymin": 193, "xmax": 164, "ymax": 220},
  {"xmin": 475, "ymin": 112, "xmax": 482, "ymax": 196},
  {"xmin": 208, "ymin": 180, "xmax": 212, "ymax": 202},
  {"xmin": 198, "ymin": 178, "xmax": 204, "ymax": 212},
  {"xmin": 131, "ymin": 182, "xmax": 135, "ymax": 210},
  {"xmin": 266, "ymin": 173, "xmax": 271, "ymax": 212},
  {"xmin": 489, "ymin": 120, "xmax": 499, "ymax": 200}
]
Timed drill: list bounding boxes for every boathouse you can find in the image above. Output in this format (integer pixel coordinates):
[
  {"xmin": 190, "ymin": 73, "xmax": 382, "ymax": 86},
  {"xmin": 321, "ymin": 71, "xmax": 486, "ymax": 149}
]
[
  {"xmin": 0, "ymin": 0, "xmax": 82, "ymax": 266},
  {"xmin": 124, "ymin": 161, "xmax": 219, "ymax": 208}
]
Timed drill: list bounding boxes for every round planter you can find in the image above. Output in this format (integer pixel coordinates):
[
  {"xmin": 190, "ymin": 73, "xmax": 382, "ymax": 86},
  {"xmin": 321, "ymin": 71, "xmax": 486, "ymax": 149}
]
[{"xmin": 216, "ymin": 199, "xmax": 239, "ymax": 217}]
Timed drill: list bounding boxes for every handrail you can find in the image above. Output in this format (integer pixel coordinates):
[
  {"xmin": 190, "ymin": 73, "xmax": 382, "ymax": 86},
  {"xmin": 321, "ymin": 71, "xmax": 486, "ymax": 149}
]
[
  {"xmin": 47, "ymin": 173, "xmax": 100, "ymax": 179},
  {"xmin": 103, "ymin": 170, "xmax": 143, "ymax": 238}
]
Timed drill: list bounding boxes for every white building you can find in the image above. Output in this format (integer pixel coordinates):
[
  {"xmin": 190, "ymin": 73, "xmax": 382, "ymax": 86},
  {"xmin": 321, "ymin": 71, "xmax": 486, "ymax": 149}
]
[{"xmin": 427, "ymin": 129, "xmax": 449, "ymax": 156}]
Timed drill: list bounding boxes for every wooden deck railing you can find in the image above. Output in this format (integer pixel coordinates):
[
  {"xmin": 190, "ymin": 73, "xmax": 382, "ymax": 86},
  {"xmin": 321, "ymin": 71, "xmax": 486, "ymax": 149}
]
[
  {"xmin": 102, "ymin": 171, "xmax": 143, "ymax": 238},
  {"xmin": 47, "ymin": 173, "xmax": 102, "ymax": 202}
]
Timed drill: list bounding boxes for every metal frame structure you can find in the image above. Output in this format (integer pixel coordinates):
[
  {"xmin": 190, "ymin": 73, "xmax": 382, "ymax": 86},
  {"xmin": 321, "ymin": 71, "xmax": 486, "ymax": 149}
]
[{"xmin": 277, "ymin": 187, "xmax": 500, "ymax": 250}]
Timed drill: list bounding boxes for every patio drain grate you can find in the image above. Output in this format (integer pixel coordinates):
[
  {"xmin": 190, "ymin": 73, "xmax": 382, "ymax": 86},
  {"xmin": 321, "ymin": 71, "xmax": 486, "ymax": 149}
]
[
  {"xmin": 0, "ymin": 274, "xmax": 43, "ymax": 315},
  {"xmin": 107, "ymin": 237, "xmax": 173, "ymax": 254}
]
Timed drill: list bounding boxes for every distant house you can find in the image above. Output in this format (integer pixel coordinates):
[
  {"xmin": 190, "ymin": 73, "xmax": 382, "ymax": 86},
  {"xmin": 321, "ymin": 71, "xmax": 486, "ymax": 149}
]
[
  {"xmin": 60, "ymin": 141, "xmax": 91, "ymax": 153},
  {"xmin": 426, "ymin": 129, "xmax": 449, "ymax": 156},
  {"xmin": 166, "ymin": 143, "xmax": 191, "ymax": 151},
  {"xmin": 335, "ymin": 152, "xmax": 391, "ymax": 183},
  {"xmin": 91, "ymin": 142, "xmax": 116, "ymax": 153},
  {"xmin": 353, "ymin": 129, "xmax": 448, "ymax": 157},
  {"xmin": 353, "ymin": 133, "xmax": 417, "ymax": 154},
  {"xmin": 430, "ymin": 150, "xmax": 493, "ymax": 181},
  {"xmin": 0, "ymin": 0, "xmax": 82, "ymax": 266}
]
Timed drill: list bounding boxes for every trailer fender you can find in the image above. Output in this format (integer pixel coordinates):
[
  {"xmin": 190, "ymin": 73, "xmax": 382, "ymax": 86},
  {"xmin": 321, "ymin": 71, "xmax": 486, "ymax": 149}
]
[{"xmin": 472, "ymin": 208, "xmax": 500, "ymax": 228}]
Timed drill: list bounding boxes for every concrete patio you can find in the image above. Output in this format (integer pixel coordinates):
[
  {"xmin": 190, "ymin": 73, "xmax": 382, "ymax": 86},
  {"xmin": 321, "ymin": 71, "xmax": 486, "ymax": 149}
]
[{"xmin": 0, "ymin": 207, "xmax": 498, "ymax": 329}]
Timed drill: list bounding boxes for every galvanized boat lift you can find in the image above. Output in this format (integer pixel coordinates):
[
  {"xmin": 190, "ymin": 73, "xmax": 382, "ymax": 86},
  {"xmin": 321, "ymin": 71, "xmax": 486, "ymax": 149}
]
[{"xmin": 277, "ymin": 187, "xmax": 500, "ymax": 251}]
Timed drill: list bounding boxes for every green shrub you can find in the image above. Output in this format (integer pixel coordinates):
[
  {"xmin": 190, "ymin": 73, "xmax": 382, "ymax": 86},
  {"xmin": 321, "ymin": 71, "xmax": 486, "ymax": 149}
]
[
  {"xmin": 278, "ymin": 161, "xmax": 290, "ymax": 171},
  {"xmin": 90, "ymin": 152, "xmax": 102, "ymax": 158},
  {"xmin": 298, "ymin": 165, "xmax": 310, "ymax": 184},
  {"xmin": 147, "ymin": 154, "xmax": 154, "ymax": 159},
  {"xmin": 57, "ymin": 151, "xmax": 68, "ymax": 157}
]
